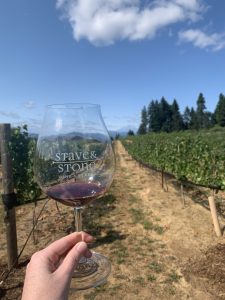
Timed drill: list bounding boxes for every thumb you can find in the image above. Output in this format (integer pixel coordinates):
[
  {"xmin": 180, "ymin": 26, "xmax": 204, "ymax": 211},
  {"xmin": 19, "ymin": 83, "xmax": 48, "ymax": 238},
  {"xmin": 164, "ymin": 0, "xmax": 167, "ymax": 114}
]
[{"xmin": 58, "ymin": 241, "xmax": 88, "ymax": 277}]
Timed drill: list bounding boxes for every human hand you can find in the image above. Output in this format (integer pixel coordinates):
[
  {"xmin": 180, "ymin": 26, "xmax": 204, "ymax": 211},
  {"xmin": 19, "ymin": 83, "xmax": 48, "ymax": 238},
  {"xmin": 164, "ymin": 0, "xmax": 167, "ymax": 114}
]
[{"xmin": 21, "ymin": 231, "xmax": 94, "ymax": 300}]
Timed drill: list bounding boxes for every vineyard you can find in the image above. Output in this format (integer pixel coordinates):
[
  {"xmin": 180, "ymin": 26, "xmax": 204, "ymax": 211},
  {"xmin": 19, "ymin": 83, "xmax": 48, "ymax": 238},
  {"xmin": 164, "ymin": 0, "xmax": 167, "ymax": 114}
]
[
  {"xmin": 1, "ymin": 128, "xmax": 225, "ymax": 299},
  {"xmin": 122, "ymin": 128, "xmax": 225, "ymax": 190}
]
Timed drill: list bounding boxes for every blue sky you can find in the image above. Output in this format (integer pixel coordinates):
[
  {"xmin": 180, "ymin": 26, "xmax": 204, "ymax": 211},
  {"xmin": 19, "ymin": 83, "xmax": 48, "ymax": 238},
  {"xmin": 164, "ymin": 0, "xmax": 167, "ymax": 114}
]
[{"xmin": 0, "ymin": 0, "xmax": 225, "ymax": 132}]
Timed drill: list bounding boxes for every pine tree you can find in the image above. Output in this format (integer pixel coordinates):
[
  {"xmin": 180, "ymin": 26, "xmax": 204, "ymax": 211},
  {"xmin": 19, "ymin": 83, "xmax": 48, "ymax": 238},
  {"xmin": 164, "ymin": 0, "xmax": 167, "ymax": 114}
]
[
  {"xmin": 148, "ymin": 100, "xmax": 161, "ymax": 132},
  {"xmin": 127, "ymin": 129, "xmax": 135, "ymax": 136},
  {"xmin": 190, "ymin": 107, "xmax": 198, "ymax": 129},
  {"xmin": 203, "ymin": 112, "xmax": 214, "ymax": 128},
  {"xmin": 171, "ymin": 99, "xmax": 184, "ymax": 131},
  {"xmin": 196, "ymin": 93, "xmax": 206, "ymax": 129},
  {"xmin": 214, "ymin": 93, "xmax": 225, "ymax": 126},
  {"xmin": 160, "ymin": 97, "xmax": 173, "ymax": 132},
  {"xmin": 183, "ymin": 106, "xmax": 191, "ymax": 129},
  {"xmin": 137, "ymin": 106, "xmax": 148, "ymax": 134}
]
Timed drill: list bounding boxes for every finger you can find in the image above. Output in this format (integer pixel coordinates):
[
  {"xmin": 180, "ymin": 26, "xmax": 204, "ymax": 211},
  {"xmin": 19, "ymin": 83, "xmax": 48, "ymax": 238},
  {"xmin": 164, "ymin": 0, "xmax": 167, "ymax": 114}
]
[
  {"xmin": 80, "ymin": 231, "xmax": 95, "ymax": 244},
  {"xmin": 57, "ymin": 241, "xmax": 88, "ymax": 276},
  {"xmin": 84, "ymin": 248, "xmax": 92, "ymax": 258},
  {"xmin": 42, "ymin": 232, "xmax": 94, "ymax": 259}
]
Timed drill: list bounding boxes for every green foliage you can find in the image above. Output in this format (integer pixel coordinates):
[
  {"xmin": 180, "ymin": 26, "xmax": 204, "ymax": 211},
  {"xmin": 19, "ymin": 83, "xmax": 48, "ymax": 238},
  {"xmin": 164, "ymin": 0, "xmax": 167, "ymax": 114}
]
[
  {"xmin": 171, "ymin": 99, "xmax": 184, "ymax": 131},
  {"xmin": 183, "ymin": 106, "xmax": 191, "ymax": 129},
  {"xmin": 122, "ymin": 129, "xmax": 225, "ymax": 190},
  {"xmin": 138, "ymin": 92, "xmax": 223, "ymax": 134},
  {"xmin": 127, "ymin": 129, "xmax": 135, "ymax": 136},
  {"xmin": 147, "ymin": 97, "xmax": 184, "ymax": 133},
  {"xmin": 9, "ymin": 125, "xmax": 41, "ymax": 204},
  {"xmin": 160, "ymin": 97, "xmax": 173, "ymax": 132},
  {"xmin": 214, "ymin": 93, "xmax": 225, "ymax": 126},
  {"xmin": 137, "ymin": 106, "xmax": 148, "ymax": 134},
  {"xmin": 148, "ymin": 100, "xmax": 161, "ymax": 132},
  {"xmin": 195, "ymin": 93, "xmax": 213, "ymax": 129}
]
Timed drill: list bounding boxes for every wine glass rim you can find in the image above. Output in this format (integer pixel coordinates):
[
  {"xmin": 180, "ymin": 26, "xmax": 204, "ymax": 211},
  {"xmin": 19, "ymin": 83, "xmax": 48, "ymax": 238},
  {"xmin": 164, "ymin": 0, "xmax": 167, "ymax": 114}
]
[{"xmin": 46, "ymin": 103, "xmax": 100, "ymax": 109}]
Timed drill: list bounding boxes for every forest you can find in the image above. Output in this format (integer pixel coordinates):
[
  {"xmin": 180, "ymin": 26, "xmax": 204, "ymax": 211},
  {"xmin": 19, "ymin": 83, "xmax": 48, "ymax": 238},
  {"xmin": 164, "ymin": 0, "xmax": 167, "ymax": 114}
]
[{"xmin": 137, "ymin": 93, "xmax": 225, "ymax": 134}]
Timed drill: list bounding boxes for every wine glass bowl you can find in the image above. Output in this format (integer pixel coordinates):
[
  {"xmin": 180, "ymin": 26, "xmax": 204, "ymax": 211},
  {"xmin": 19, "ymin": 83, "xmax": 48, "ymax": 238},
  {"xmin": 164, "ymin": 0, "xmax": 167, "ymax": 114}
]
[{"xmin": 34, "ymin": 103, "xmax": 115, "ymax": 290}]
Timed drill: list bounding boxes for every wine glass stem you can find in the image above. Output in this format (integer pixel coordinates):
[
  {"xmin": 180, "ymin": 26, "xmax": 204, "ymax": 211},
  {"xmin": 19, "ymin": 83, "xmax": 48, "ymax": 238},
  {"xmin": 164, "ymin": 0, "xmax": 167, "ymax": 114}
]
[
  {"xmin": 74, "ymin": 207, "xmax": 83, "ymax": 232},
  {"xmin": 74, "ymin": 207, "xmax": 86, "ymax": 265}
]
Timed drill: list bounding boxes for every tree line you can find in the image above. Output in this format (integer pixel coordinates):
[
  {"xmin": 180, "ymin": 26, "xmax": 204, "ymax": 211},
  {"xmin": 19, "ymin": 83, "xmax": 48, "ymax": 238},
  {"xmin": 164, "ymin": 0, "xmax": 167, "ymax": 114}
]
[{"xmin": 137, "ymin": 93, "xmax": 225, "ymax": 134}]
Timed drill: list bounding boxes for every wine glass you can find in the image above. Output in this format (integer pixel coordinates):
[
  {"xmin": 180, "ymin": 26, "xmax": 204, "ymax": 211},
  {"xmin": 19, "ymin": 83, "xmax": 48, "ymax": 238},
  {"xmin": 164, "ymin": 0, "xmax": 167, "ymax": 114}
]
[{"xmin": 34, "ymin": 103, "xmax": 115, "ymax": 290}]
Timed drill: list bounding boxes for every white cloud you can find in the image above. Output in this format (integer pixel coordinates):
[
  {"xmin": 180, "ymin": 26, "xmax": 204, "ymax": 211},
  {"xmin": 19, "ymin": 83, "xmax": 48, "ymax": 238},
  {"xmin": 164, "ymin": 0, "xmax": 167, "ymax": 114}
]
[
  {"xmin": 179, "ymin": 29, "xmax": 225, "ymax": 51},
  {"xmin": 24, "ymin": 100, "xmax": 35, "ymax": 109},
  {"xmin": 56, "ymin": 0, "xmax": 204, "ymax": 45},
  {"xmin": 174, "ymin": 0, "xmax": 201, "ymax": 11},
  {"xmin": 0, "ymin": 111, "xmax": 20, "ymax": 119}
]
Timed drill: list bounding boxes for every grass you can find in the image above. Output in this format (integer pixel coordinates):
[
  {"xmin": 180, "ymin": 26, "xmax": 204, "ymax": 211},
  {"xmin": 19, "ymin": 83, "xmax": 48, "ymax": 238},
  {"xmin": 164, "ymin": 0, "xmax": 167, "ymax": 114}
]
[
  {"xmin": 83, "ymin": 193, "xmax": 117, "ymax": 238},
  {"xmin": 129, "ymin": 208, "xmax": 145, "ymax": 223},
  {"xmin": 148, "ymin": 261, "xmax": 163, "ymax": 273},
  {"xmin": 128, "ymin": 194, "xmax": 139, "ymax": 203},
  {"xmin": 84, "ymin": 283, "xmax": 108, "ymax": 299},
  {"xmin": 111, "ymin": 240, "xmax": 129, "ymax": 264},
  {"xmin": 132, "ymin": 276, "xmax": 146, "ymax": 287},
  {"xmin": 84, "ymin": 281, "xmax": 123, "ymax": 298},
  {"xmin": 109, "ymin": 284, "xmax": 123, "ymax": 295},
  {"xmin": 143, "ymin": 220, "xmax": 154, "ymax": 230},
  {"xmin": 129, "ymin": 207, "xmax": 164, "ymax": 234},
  {"xmin": 114, "ymin": 274, "xmax": 129, "ymax": 280},
  {"xmin": 153, "ymin": 224, "xmax": 164, "ymax": 235},
  {"xmin": 165, "ymin": 270, "xmax": 182, "ymax": 283},
  {"xmin": 147, "ymin": 274, "xmax": 157, "ymax": 282}
]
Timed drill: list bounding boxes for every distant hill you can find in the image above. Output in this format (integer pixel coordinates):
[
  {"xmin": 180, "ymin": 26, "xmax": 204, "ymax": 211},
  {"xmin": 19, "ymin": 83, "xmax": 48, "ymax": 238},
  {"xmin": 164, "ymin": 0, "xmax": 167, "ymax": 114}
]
[
  {"xmin": 109, "ymin": 126, "xmax": 137, "ymax": 138},
  {"xmin": 29, "ymin": 126, "xmax": 137, "ymax": 140},
  {"xmin": 29, "ymin": 133, "xmax": 38, "ymax": 139}
]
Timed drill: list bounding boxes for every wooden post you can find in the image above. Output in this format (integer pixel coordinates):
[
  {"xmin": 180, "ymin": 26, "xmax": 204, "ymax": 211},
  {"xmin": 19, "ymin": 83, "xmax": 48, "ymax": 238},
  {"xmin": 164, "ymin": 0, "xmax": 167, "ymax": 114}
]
[
  {"xmin": 208, "ymin": 190, "xmax": 222, "ymax": 237},
  {"xmin": 0, "ymin": 124, "xmax": 18, "ymax": 268},
  {"xmin": 161, "ymin": 170, "xmax": 164, "ymax": 190},
  {"xmin": 161, "ymin": 170, "xmax": 168, "ymax": 192},
  {"xmin": 180, "ymin": 183, "xmax": 185, "ymax": 207}
]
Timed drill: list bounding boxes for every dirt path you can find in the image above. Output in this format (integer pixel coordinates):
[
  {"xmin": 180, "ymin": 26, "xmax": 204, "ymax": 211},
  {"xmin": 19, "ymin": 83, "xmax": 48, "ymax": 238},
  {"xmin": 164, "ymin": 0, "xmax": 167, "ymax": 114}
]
[{"xmin": 0, "ymin": 141, "xmax": 225, "ymax": 299}]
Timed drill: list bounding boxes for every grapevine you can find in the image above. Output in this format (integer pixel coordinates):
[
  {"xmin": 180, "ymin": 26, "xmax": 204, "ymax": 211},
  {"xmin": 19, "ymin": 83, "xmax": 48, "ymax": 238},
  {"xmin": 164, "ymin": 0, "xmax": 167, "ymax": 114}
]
[
  {"xmin": 9, "ymin": 125, "xmax": 42, "ymax": 204},
  {"xmin": 122, "ymin": 131, "xmax": 225, "ymax": 190}
]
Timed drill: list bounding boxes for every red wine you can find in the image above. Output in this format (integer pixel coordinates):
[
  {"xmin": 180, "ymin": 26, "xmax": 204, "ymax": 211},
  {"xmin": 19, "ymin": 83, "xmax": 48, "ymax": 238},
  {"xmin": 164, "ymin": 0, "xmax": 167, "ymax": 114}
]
[{"xmin": 46, "ymin": 182, "xmax": 106, "ymax": 207}]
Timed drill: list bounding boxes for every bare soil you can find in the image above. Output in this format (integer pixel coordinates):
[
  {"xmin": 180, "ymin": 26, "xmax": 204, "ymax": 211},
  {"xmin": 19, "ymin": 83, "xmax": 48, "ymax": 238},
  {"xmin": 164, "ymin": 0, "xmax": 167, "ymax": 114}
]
[{"xmin": 1, "ymin": 141, "xmax": 225, "ymax": 299}]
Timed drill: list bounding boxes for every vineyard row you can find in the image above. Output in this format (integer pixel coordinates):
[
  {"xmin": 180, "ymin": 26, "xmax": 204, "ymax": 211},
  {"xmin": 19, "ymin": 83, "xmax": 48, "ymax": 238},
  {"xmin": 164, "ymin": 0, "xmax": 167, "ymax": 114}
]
[{"xmin": 122, "ymin": 130, "xmax": 225, "ymax": 190}]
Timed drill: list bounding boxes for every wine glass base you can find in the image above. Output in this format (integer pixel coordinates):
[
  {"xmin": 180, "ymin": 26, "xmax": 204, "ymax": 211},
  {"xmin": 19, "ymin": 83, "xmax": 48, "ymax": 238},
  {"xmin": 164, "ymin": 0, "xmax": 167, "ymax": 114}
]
[{"xmin": 70, "ymin": 252, "xmax": 111, "ymax": 291}]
